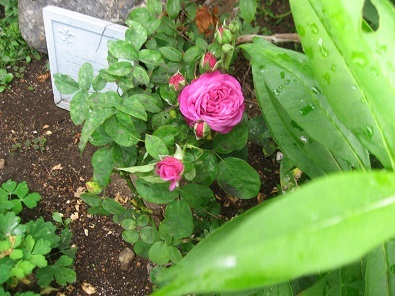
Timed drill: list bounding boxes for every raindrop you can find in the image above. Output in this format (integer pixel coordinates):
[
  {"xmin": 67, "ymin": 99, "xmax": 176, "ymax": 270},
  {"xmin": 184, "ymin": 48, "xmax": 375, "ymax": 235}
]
[
  {"xmin": 390, "ymin": 264, "xmax": 395, "ymax": 274},
  {"xmin": 299, "ymin": 135, "xmax": 308, "ymax": 144},
  {"xmin": 280, "ymin": 71, "xmax": 285, "ymax": 79},
  {"xmin": 376, "ymin": 44, "xmax": 387, "ymax": 55},
  {"xmin": 304, "ymin": 47, "xmax": 314, "ymax": 59},
  {"xmin": 299, "ymin": 104, "xmax": 315, "ymax": 116},
  {"xmin": 310, "ymin": 23, "xmax": 319, "ymax": 34},
  {"xmin": 322, "ymin": 73, "xmax": 331, "ymax": 85},
  {"xmin": 291, "ymin": 120, "xmax": 304, "ymax": 131},
  {"xmin": 360, "ymin": 97, "xmax": 366, "ymax": 104},
  {"xmin": 366, "ymin": 126, "xmax": 374, "ymax": 138},
  {"xmin": 273, "ymin": 85, "xmax": 285, "ymax": 97},
  {"xmin": 297, "ymin": 25, "xmax": 306, "ymax": 37},
  {"xmin": 284, "ymin": 79, "xmax": 291, "ymax": 85},
  {"xmin": 312, "ymin": 85, "xmax": 321, "ymax": 94},
  {"xmin": 318, "ymin": 38, "xmax": 329, "ymax": 57},
  {"xmin": 370, "ymin": 67, "xmax": 378, "ymax": 77},
  {"xmin": 351, "ymin": 51, "xmax": 367, "ymax": 67},
  {"xmin": 259, "ymin": 65, "xmax": 266, "ymax": 73},
  {"xmin": 330, "ymin": 64, "xmax": 336, "ymax": 72}
]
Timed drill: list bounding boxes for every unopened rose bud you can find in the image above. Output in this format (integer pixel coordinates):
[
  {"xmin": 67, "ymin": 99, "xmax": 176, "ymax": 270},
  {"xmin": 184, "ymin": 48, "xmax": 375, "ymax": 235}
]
[
  {"xmin": 169, "ymin": 72, "xmax": 185, "ymax": 91},
  {"xmin": 214, "ymin": 26, "xmax": 232, "ymax": 45},
  {"xmin": 228, "ymin": 21, "xmax": 240, "ymax": 34},
  {"xmin": 200, "ymin": 52, "xmax": 217, "ymax": 72},
  {"xmin": 193, "ymin": 121, "xmax": 211, "ymax": 140}
]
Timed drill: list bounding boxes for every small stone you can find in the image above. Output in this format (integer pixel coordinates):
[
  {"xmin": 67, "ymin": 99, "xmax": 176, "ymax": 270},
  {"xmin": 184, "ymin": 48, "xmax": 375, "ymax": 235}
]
[
  {"xmin": 0, "ymin": 159, "xmax": 5, "ymax": 170},
  {"xmin": 119, "ymin": 247, "xmax": 135, "ymax": 270}
]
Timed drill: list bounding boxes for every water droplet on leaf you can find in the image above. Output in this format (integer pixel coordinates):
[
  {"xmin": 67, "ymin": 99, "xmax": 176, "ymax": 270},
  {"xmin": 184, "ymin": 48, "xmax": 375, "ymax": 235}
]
[
  {"xmin": 352, "ymin": 52, "xmax": 367, "ymax": 67},
  {"xmin": 280, "ymin": 71, "xmax": 285, "ymax": 79},
  {"xmin": 366, "ymin": 126, "xmax": 374, "ymax": 138},
  {"xmin": 310, "ymin": 24, "xmax": 319, "ymax": 34},
  {"xmin": 318, "ymin": 38, "xmax": 329, "ymax": 57},
  {"xmin": 299, "ymin": 104, "xmax": 315, "ymax": 116},
  {"xmin": 390, "ymin": 264, "xmax": 395, "ymax": 274},
  {"xmin": 330, "ymin": 64, "xmax": 336, "ymax": 72},
  {"xmin": 312, "ymin": 85, "xmax": 321, "ymax": 94}
]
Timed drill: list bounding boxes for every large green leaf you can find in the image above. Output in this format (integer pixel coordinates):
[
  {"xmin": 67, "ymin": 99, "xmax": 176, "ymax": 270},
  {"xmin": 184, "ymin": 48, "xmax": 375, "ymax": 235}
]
[
  {"xmin": 152, "ymin": 171, "xmax": 395, "ymax": 295},
  {"xmin": 289, "ymin": 0, "xmax": 395, "ymax": 169},
  {"xmin": 241, "ymin": 40, "xmax": 370, "ymax": 171},
  {"xmin": 365, "ymin": 239, "xmax": 395, "ymax": 295},
  {"xmin": 79, "ymin": 107, "xmax": 115, "ymax": 151}
]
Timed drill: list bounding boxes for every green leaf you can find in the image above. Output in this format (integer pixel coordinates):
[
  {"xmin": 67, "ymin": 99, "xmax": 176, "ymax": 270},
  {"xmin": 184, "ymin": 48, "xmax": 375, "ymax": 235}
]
[
  {"xmin": 2, "ymin": 180, "xmax": 17, "ymax": 194},
  {"xmin": 54, "ymin": 74, "xmax": 79, "ymax": 94},
  {"xmin": 213, "ymin": 124, "xmax": 248, "ymax": 154},
  {"xmin": 153, "ymin": 125, "xmax": 178, "ymax": 147},
  {"xmin": 118, "ymin": 163, "xmax": 155, "ymax": 174},
  {"xmin": 121, "ymin": 219, "xmax": 137, "ymax": 230},
  {"xmin": 133, "ymin": 66, "xmax": 150, "ymax": 86},
  {"xmin": 107, "ymin": 62, "xmax": 133, "ymax": 76},
  {"xmin": 125, "ymin": 20, "xmax": 148, "ymax": 51},
  {"xmin": 149, "ymin": 241, "xmax": 170, "ymax": 265},
  {"xmin": 145, "ymin": 135, "xmax": 169, "ymax": 159},
  {"xmin": 92, "ymin": 146, "xmax": 114, "ymax": 187},
  {"xmin": 135, "ymin": 179, "xmax": 178, "ymax": 204},
  {"xmin": 152, "ymin": 171, "xmax": 395, "ymax": 295},
  {"xmin": 14, "ymin": 181, "xmax": 28, "ymax": 199},
  {"xmin": 162, "ymin": 200, "xmax": 193, "ymax": 239},
  {"xmin": 117, "ymin": 96, "xmax": 147, "ymax": 121},
  {"xmin": 21, "ymin": 192, "xmax": 40, "ymax": 209},
  {"xmin": 239, "ymin": 0, "xmax": 257, "ymax": 23},
  {"xmin": 78, "ymin": 62, "xmax": 94, "ymax": 90},
  {"xmin": 135, "ymin": 94, "xmax": 163, "ymax": 113},
  {"xmin": 122, "ymin": 230, "xmax": 139, "ymax": 244},
  {"xmin": 289, "ymin": 0, "xmax": 395, "ymax": 169},
  {"xmin": 104, "ymin": 115, "xmax": 139, "ymax": 147},
  {"xmin": 365, "ymin": 239, "xmax": 395, "ymax": 295},
  {"xmin": 70, "ymin": 91, "xmax": 90, "ymax": 125},
  {"xmin": 180, "ymin": 184, "xmax": 214, "ymax": 209},
  {"xmin": 128, "ymin": 7, "xmax": 150, "ymax": 24},
  {"xmin": 193, "ymin": 151, "xmax": 218, "ymax": 186},
  {"xmin": 0, "ymin": 212, "xmax": 26, "ymax": 237},
  {"xmin": 137, "ymin": 215, "xmax": 150, "ymax": 227},
  {"xmin": 26, "ymin": 218, "xmax": 59, "ymax": 248},
  {"xmin": 139, "ymin": 49, "xmax": 163, "ymax": 66},
  {"xmin": 168, "ymin": 245, "xmax": 183, "ymax": 264},
  {"xmin": 147, "ymin": 0, "xmax": 163, "ymax": 15},
  {"xmin": 102, "ymin": 198, "xmax": 125, "ymax": 216},
  {"xmin": 159, "ymin": 47, "xmax": 183, "ymax": 62},
  {"xmin": 167, "ymin": 0, "xmax": 181, "ymax": 19},
  {"xmin": 241, "ymin": 40, "xmax": 370, "ymax": 171},
  {"xmin": 217, "ymin": 157, "xmax": 260, "ymax": 199},
  {"xmin": 140, "ymin": 226, "xmax": 160, "ymax": 244},
  {"xmin": 183, "ymin": 46, "xmax": 203, "ymax": 63},
  {"xmin": 108, "ymin": 40, "xmax": 138, "ymax": 61},
  {"xmin": 79, "ymin": 107, "xmax": 115, "ymax": 151},
  {"xmin": 92, "ymin": 73, "xmax": 107, "ymax": 91}
]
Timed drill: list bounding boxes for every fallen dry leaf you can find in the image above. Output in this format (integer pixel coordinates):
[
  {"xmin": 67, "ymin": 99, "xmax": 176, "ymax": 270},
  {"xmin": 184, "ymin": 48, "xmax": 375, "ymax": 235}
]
[
  {"xmin": 37, "ymin": 71, "xmax": 51, "ymax": 82},
  {"xmin": 74, "ymin": 186, "xmax": 86, "ymax": 198},
  {"xmin": 43, "ymin": 124, "xmax": 50, "ymax": 129},
  {"xmin": 81, "ymin": 282, "xmax": 96, "ymax": 295},
  {"xmin": 51, "ymin": 164, "xmax": 63, "ymax": 171},
  {"xmin": 45, "ymin": 130, "xmax": 53, "ymax": 135},
  {"xmin": 195, "ymin": 6, "xmax": 218, "ymax": 35}
]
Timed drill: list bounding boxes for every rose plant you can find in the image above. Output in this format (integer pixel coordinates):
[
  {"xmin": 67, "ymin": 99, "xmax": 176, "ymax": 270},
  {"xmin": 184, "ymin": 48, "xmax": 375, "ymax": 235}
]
[{"xmin": 54, "ymin": 0, "xmax": 265, "ymax": 266}]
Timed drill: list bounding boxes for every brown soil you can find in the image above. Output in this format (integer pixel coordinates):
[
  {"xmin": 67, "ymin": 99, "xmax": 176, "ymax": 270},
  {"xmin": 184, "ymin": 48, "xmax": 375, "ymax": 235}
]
[{"xmin": 0, "ymin": 2, "xmax": 295, "ymax": 295}]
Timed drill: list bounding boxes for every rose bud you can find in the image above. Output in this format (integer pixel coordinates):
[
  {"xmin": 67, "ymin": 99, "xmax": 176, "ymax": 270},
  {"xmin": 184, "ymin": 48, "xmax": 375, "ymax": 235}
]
[
  {"xmin": 200, "ymin": 52, "xmax": 218, "ymax": 72},
  {"xmin": 228, "ymin": 20, "xmax": 240, "ymax": 34},
  {"xmin": 169, "ymin": 71, "xmax": 185, "ymax": 91},
  {"xmin": 155, "ymin": 156, "xmax": 184, "ymax": 191},
  {"xmin": 193, "ymin": 121, "xmax": 211, "ymax": 140},
  {"xmin": 214, "ymin": 25, "xmax": 232, "ymax": 45}
]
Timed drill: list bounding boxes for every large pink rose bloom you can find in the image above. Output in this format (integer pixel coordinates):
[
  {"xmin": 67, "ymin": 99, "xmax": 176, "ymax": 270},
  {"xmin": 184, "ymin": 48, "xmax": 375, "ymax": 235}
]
[
  {"xmin": 178, "ymin": 70, "xmax": 244, "ymax": 133},
  {"xmin": 155, "ymin": 156, "xmax": 184, "ymax": 191}
]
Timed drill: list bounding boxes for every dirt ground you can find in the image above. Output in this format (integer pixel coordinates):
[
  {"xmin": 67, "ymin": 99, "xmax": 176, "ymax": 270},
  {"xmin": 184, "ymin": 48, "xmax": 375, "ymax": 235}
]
[{"xmin": 0, "ymin": 2, "xmax": 295, "ymax": 295}]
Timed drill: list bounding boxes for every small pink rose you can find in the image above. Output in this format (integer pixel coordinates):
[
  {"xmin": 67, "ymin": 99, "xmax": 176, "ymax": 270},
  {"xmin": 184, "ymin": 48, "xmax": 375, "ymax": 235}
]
[
  {"xmin": 155, "ymin": 156, "xmax": 184, "ymax": 191},
  {"xmin": 178, "ymin": 70, "xmax": 244, "ymax": 133},
  {"xmin": 193, "ymin": 121, "xmax": 211, "ymax": 140},
  {"xmin": 201, "ymin": 52, "xmax": 217, "ymax": 71},
  {"xmin": 169, "ymin": 72, "xmax": 185, "ymax": 91}
]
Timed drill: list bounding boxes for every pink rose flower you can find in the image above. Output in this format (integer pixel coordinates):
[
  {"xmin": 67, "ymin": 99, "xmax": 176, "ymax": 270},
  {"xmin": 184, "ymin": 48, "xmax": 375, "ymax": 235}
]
[
  {"xmin": 155, "ymin": 156, "xmax": 184, "ymax": 191},
  {"xmin": 178, "ymin": 70, "xmax": 244, "ymax": 133},
  {"xmin": 169, "ymin": 72, "xmax": 185, "ymax": 91}
]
